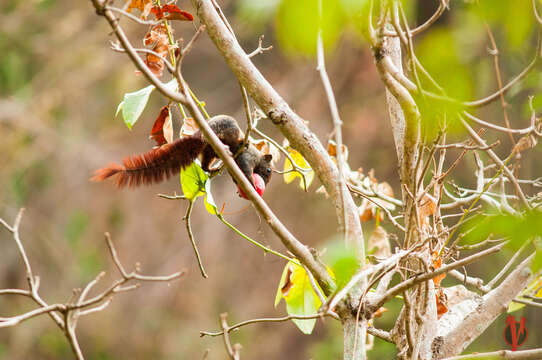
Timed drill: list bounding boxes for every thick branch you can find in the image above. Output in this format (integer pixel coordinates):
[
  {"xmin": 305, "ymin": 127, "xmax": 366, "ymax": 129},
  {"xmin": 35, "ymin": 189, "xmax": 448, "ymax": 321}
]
[
  {"xmin": 191, "ymin": 0, "xmax": 363, "ymax": 249},
  {"xmin": 90, "ymin": 0, "xmax": 335, "ymax": 295},
  {"xmin": 435, "ymin": 255, "xmax": 533, "ymax": 358},
  {"xmin": 442, "ymin": 348, "xmax": 542, "ymax": 360}
]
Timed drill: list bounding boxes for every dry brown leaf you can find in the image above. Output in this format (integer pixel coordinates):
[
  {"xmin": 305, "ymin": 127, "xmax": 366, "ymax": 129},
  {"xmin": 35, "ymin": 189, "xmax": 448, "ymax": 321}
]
[
  {"xmin": 126, "ymin": 0, "xmax": 153, "ymax": 18},
  {"xmin": 368, "ymin": 226, "xmax": 391, "ymax": 258},
  {"xmin": 359, "ymin": 204, "xmax": 374, "ymax": 222},
  {"xmin": 436, "ymin": 287, "xmax": 448, "ymax": 319},
  {"xmin": 513, "ymin": 134, "xmax": 538, "ymax": 154},
  {"xmin": 163, "ymin": 110, "xmax": 173, "ymax": 144},
  {"xmin": 139, "ymin": 24, "xmax": 171, "ymax": 77},
  {"xmin": 180, "ymin": 117, "xmax": 199, "ymax": 138},
  {"xmin": 149, "ymin": 106, "xmax": 170, "ymax": 146},
  {"xmin": 327, "ymin": 139, "xmax": 349, "ymax": 161},
  {"xmin": 419, "ymin": 193, "xmax": 437, "ymax": 226},
  {"xmin": 373, "ymin": 306, "xmax": 388, "ymax": 318},
  {"xmin": 253, "ymin": 139, "xmax": 281, "ymax": 166},
  {"xmin": 432, "ymin": 252, "xmax": 446, "ymax": 287},
  {"xmin": 358, "ymin": 178, "xmax": 396, "ymax": 223}
]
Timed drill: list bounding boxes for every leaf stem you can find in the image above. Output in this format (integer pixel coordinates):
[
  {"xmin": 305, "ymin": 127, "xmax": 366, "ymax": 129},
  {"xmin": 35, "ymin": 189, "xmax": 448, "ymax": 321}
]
[{"xmin": 217, "ymin": 214, "xmax": 300, "ymax": 266}]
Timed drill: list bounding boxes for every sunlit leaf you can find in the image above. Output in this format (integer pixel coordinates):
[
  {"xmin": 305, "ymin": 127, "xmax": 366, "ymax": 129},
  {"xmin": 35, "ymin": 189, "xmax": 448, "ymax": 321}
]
[
  {"xmin": 508, "ymin": 275, "xmax": 542, "ymax": 313},
  {"xmin": 283, "ymin": 148, "xmax": 314, "ymax": 190},
  {"xmin": 533, "ymin": 237, "xmax": 542, "ymax": 274},
  {"xmin": 237, "ymin": 0, "xmax": 280, "ymax": 31},
  {"xmin": 462, "ymin": 210, "xmax": 542, "ymax": 257},
  {"xmin": 368, "ymin": 226, "xmax": 391, "ymax": 259},
  {"xmin": 275, "ymin": 261, "xmax": 323, "ymax": 334},
  {"xmin": 474, "ymin": 0, "xmax": 535, "ymax": 50},
  {"xmin": 204, "ymin": 178, "xmax": 218, "ymax": 215},
  {"xmin": 180, "ymin": 162, "xmax": 208, "ymax": 201},
  {"xmin": 324, "ymin": 242, "xmax": 360, "ymax": 289},
  {"xmin": 276, "ymin": 0, "xmax": 344, "ymax": 56},
  {"xmin": 339, "ymin": 0, "xmax": 372, "ymax": 39}
]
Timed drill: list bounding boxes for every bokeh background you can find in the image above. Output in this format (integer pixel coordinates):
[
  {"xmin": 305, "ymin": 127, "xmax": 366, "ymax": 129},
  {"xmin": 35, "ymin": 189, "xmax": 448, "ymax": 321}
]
[{"xmin": 1, "ymin": 0, "xmax": 541, "ymax": 358}]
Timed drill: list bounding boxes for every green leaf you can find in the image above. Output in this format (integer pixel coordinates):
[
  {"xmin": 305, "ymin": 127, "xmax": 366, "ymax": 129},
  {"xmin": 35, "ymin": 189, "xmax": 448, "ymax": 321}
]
[
  {"xmin": 507, "ymin": 300, "xmax": 525, "ymax": 313},
  {"xmin": 462, "ymin": 210, "xmax": 542, "ymax": 252},
  {"xmin": 204, "ymin": 178, "xmax": 218, "ymax": 215},
  {"xmin": 532, "ymin": 237, "xmax": 542, "ymax": 273},
  {"xmin": 118, "ymin": 84, "xmax": 155, "ymax": 130},
  {"xmin": 474, "ymin": 0, "xmax": 535, "ymax": 50},
  {"xmin": 324, "ymin": 242, "xmax": 360, "ymax": 289},
  {"xmin": 507, "ymin": 275, "xmax": 542, "ymax": 313},
  {"xmin": 276, "ymin": 0, "xmax": 344, "ymax": 57},
  {"xmin": 180, "ymin": 162, "xmax": 208, "ymax": 201},
  {"xmin": 275, "ymin": 261, "xmax": 323, "ymax": 334}
]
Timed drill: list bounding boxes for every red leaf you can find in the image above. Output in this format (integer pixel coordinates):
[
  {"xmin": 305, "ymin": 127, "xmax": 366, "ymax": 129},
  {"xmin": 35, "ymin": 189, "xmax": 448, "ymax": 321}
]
[
  {"xmin": 165, "ymin": 10, "xmax": 193, "ymax": 21},
  {"xmin": 435, "ymin": 288, "xmax": 448, "ymax": 319},
  {"xmin": 150, "ymin": 4, "xmax": 194, "ymax": 21},
  {"xmin": 149, "ymin": 106, "xmax": 171, "ymax": 146},
  {"xmin": 150, "ymin": 5, "xmax": 165, "ymax": 19}
]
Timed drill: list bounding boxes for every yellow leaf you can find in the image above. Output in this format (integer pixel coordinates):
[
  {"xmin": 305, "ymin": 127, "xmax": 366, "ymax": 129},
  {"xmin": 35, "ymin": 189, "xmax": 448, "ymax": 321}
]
[
  {"xmin": 274, "ymin": 261, "xmax": 322, "ymax": 334},
  {"xmin": 283, "ymin": 148, "xmax": 314, "ymax": 190}
]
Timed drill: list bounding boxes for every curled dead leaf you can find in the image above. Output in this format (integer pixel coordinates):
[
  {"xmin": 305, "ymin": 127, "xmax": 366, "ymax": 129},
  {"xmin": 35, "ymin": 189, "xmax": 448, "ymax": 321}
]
[
  {"xmin": 436, "ymin": 287, "xmax": 448, "ymax": 319},
  {"xmin": 431, "ymin": 252, "xmax": 446, "ymax": 287},
  {"xmin": 368, "ymin": 226, "xmax": 391, "ymax": 259},
  {"xmin": 180, "ymin": 117, "xmax": 199, "ymax": 138},
  {"xmin": 373, "ymin": 306, "xmax": 388, "ymax": 318},
  {"xmin": 419, "ymin": 193, "xmax": 437, "ymax": 226},
  {"xmin": 358, "ymin": 178, "xmax": 396, "ymax": 222},
  {"xmin": 151, "ymin": 4, "xmax": 194, "ymax": 21},
  {"xmin": 126, "ymin": 0, "xmax": 153, "ymax": 18},
  {"xmin": 149, "ymin": 105, "xmax": 171, "ymax": 146},
  {"xmin": 140, "ymin": 24, "xmax": 171, "ymax": 77},
  {"xmin": 327, "ymin": 139, "xmax": 349, "ymax": 161},
  {"xmin": 253, "ymin": 139, "xmax": 281, "ymax": 166},
  {"xmin": 513, "ymin": 134, "xmax": 538, "ymax": 154}
]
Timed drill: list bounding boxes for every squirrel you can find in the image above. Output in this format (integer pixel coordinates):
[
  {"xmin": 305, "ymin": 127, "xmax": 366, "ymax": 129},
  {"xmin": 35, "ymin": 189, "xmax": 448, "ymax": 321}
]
[{"xmin": 91, "ymin": 115, "xmax": 273, "ymax": 197}]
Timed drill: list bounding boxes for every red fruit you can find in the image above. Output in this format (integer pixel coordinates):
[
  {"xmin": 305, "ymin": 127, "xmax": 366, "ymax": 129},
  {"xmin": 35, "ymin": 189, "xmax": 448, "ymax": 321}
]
[{"xmin": 238, "ymin": 173, "xmax": 265, "ymax": 199}]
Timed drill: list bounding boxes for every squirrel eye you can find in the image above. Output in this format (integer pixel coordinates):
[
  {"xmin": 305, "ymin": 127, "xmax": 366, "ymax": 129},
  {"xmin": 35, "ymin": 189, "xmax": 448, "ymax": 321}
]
[{"xmin": 266, "ymin": 168, "xmax": 271, "ymax": 173}]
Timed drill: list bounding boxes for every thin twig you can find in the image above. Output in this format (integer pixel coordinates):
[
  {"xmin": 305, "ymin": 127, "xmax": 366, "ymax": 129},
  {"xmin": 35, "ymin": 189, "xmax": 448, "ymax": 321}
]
[
  {"xmin": 184, "ymin": 200, "xmax": 208, "ymax": 278},
  {"xmin": 200, "ymin": 312, "xmax": 335, "ymax": 337}
]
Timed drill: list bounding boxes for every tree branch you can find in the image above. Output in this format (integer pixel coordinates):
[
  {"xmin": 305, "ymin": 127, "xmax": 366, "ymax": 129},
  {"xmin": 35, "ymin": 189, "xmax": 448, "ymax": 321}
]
[
  {"xmin": 435, "ymin": 255, "xmax": 533, "ymax": 358},
  {"xmin": 191, "ymin": 0, "xmax": 363, "ymax": 250}
]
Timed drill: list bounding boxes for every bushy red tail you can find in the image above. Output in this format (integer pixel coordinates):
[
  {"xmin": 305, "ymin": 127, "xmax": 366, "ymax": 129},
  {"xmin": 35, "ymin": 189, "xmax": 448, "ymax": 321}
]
[{"xmin": 91, "ymin": 136, "xmax": 205, "ymax": 188}]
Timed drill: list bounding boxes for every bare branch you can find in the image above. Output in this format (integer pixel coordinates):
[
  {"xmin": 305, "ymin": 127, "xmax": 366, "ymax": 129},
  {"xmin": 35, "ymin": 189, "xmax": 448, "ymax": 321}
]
[
  {"xmin": 442, "ymin": 348, "xmax": 542, "ymax": 360},
  {"xmin": 184, "ymin": 201, "xmax": 208, "ymax": 278},
  {"xmin": 200, "ymin": 312, "xmax": 336, "ymax": 337},
  {"xmin": 372, "ymin": 243, "xmax": 504, "ymax": 311},
  {"xmin": 383, "ymin": 0, "xmax": 449, "ymax": 37},
  {"xmin": 247, "ymin": 35, "xmax": 273, "ymax": 58},
  {"xmin": 436, "ymin": 255, "xmax": 533, "ymax": 358},
  {"xmin": 191, "ymin": 0, "xmax": 363, "ymax": 255}
]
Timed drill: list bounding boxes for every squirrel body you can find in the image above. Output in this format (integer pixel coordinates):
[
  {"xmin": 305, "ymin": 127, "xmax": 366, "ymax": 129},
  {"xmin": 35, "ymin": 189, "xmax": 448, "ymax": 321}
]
[{"xmin": 91, "ymin": 115, "xmax": 273, "ymax": 192}]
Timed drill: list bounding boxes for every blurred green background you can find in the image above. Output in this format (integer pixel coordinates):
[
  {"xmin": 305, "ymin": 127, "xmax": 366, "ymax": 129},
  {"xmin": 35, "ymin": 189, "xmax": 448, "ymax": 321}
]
[{"xmin": 1, "ymin": 0, "xmax": 541, "ymax": 358}]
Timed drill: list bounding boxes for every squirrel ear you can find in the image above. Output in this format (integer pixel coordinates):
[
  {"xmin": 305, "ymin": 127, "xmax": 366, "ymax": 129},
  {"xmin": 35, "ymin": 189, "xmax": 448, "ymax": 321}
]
[{"xmin": 263, "ymin": 154, "xmax": 273, "ymax": 162}]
